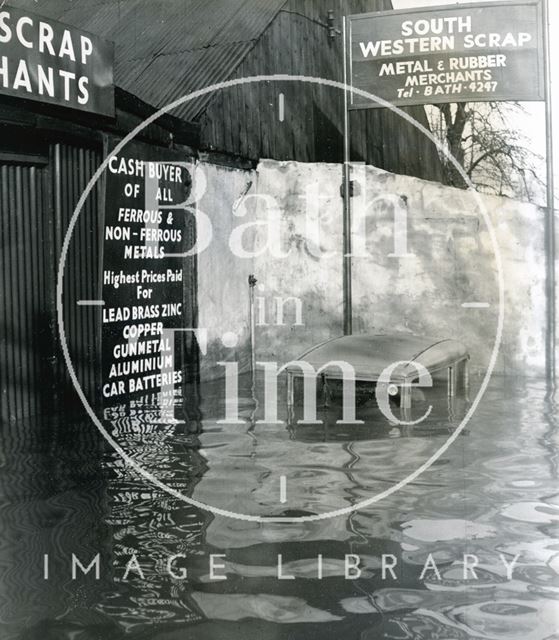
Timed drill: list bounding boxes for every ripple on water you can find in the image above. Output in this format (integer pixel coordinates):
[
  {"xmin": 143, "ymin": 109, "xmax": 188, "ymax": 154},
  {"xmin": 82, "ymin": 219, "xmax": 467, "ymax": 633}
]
[
  {"xmin": 501, "ymin": 502, "xmax": 559, "ymax": 524},
  {"xmin": 401, "ymin": 519, "xmax": 497, "ymax": 542},
  {"xmin": 2, "ymin": 378, "xmax": 559, "ymax": 639},
  {"xmin": 360, "ymin": 610, "xmax": 480, "ymax": 640},
  {"xmin": 450, "ymin": 598, "xmax": 559, "ymax": 639}
]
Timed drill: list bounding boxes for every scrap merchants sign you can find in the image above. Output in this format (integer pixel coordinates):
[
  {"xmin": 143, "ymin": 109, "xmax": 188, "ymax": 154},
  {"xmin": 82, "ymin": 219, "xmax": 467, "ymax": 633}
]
[
  {"xmin": 0, "ymin": 5, "xmax": 114, "ymax": 115},
  {"xmin": 102, "ymin": 138, "xmax": 191, "ymax": 404},
  {"xmin": 349, "ymin": 0, "xmax": 544, "ymax": 108}
]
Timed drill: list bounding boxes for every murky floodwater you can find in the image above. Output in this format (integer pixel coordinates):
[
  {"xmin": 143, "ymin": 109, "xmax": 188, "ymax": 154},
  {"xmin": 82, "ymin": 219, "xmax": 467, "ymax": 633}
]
[{"xmin": 2, "ymin": 375, "xmax": 559, "ymax": 639}]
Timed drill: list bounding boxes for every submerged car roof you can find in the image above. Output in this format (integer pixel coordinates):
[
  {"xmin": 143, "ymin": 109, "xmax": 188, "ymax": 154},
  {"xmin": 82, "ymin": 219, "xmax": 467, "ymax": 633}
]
[{"xmin": 286, "ymin": 333, "xmax": 469, "ymax": 382}]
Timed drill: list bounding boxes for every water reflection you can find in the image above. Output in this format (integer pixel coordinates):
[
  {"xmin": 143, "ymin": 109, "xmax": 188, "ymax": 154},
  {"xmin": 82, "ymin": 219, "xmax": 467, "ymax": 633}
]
[{"xmin": 1, "ymin": 377, "xmax": 558, "ymax": 638}]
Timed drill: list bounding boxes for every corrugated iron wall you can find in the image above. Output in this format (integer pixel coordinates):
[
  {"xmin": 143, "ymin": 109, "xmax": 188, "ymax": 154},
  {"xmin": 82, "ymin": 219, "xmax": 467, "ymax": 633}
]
[
  {"xmin": 0, "ymin": 141, "xmax": 102, "ymax": 422},
  {"xmin": 0, "ymin": 163, "xmax": 51, "ymax": 421},
  {"xmin": 52, "ymin": 143, "xmax": 103, "ymax": 413}
]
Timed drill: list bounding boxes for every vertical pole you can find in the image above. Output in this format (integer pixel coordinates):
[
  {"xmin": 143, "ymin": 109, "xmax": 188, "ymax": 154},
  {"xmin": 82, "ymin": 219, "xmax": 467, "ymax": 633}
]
[
  {"xmin": 248, "ymin": 274, "xmax": 257, "ymax": 394},
  {"xmin": 98, "ymin": 135, "xmax": 109, "ymax": 410},
  {"xmin": 543, "ymin": 0, "xmax": 556, "ymax": 385},
  {"xmin": 287, "ymin": 372, "xmax": 294, "ymax": 424},
  {"xmin": 342, "ymin": 11, "xmax": 352, "ymax": 335}
]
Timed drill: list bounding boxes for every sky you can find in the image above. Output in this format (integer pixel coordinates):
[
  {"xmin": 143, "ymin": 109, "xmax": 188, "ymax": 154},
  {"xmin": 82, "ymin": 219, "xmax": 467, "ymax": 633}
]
[{"xmin": 391, "ymin": 0, "xmax": 557, "ymax": 205}]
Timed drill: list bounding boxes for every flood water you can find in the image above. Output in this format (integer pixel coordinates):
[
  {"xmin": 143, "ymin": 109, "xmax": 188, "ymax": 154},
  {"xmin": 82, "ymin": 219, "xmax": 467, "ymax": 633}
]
[{"xmin": 2, "ymin": 374, "xmax": 559, "ymax": 639}]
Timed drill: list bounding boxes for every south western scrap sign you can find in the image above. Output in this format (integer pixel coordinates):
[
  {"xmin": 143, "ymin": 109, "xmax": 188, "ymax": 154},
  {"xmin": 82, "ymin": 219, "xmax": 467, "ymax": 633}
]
[
  {"xmin": 0, "ymin": 5, "xmax": 114, "ymax": 116},
  {"xmin": 349, "ymin": 0, "xmax": 544, "ymax": 109}
]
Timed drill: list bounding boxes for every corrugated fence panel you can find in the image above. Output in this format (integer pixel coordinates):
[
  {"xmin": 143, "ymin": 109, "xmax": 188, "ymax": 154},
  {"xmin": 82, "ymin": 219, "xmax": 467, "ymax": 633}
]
[
  {"xmin": 0, "ymin": 142, "xmax": 103, "ymax": 422},
  {"xmin": 0, "ymin": 164, "xmax": 51, "ymax": 422},
  {"xmin": 52, "ymin": 143, "xmax": 103, "ymax": 412}
]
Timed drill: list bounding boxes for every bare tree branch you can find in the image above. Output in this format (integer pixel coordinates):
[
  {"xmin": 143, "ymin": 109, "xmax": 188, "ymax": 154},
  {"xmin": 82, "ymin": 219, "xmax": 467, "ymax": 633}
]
[{"xmin": 427, "ymin": 101, "xmax": 545, "ymax": 203}]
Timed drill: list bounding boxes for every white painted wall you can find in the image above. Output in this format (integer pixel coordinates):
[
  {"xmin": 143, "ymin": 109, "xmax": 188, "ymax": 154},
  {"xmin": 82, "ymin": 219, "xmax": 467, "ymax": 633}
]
[{"xmin": 196, "ymin": 159, "xmax": 547, "ymax": 379}]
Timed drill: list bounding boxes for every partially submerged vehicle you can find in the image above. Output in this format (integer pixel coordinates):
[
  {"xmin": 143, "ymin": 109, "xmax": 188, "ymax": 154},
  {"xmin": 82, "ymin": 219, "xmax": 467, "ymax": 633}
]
[{"xmin": 285, "ymin": 333, "xmax": 469, "ymax": 413}]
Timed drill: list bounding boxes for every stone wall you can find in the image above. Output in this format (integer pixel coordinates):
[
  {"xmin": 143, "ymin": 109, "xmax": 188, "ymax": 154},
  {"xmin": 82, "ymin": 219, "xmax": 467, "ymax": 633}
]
[{"xmin": 196, "ymin": 159, "xmax": 548, "ymax": 380}]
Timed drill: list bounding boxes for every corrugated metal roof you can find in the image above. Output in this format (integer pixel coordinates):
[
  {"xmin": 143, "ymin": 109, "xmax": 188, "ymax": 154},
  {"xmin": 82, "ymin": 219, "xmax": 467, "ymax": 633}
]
[{"xmin": 14, "ymin": 0, "xmax": 288, "ymax": 121}]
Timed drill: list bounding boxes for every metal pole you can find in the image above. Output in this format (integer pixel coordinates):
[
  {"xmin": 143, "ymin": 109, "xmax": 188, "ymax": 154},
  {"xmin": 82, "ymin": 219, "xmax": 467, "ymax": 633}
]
[
  {"xmin": 248, "ymin": 274, "xmax": 257, "ymax": 393},
  {"xmin": 342, "ymin": 12, "xmax": 352, "ymax": 335},
  {"xmin": 543, "ymin": 0, "xmax": 556, "ymax": 385}
]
